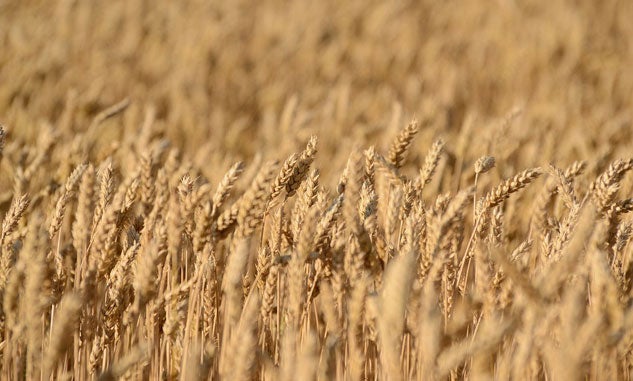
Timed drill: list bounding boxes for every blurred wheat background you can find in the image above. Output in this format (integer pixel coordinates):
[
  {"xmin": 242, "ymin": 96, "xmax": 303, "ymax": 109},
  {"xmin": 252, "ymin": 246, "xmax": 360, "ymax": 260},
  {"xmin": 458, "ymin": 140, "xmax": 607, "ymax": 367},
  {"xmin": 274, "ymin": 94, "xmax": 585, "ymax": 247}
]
[{"xmin": 1, "ymin": 0, "xmax": 633, "ymax": 380}]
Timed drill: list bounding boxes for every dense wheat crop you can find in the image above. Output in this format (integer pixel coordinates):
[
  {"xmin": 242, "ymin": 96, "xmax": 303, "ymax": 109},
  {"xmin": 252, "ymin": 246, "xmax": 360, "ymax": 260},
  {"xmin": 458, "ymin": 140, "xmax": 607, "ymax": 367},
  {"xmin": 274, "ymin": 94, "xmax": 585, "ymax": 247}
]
[{"xmin": 1, "ymin": 0, "xmax": 633, "ymax": 380}]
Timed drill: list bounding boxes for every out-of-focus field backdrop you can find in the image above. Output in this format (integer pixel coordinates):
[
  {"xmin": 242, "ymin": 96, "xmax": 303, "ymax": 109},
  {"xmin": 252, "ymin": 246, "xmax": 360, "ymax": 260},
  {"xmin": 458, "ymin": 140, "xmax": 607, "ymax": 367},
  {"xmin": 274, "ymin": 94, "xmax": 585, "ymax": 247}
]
[
  {"xmin": 1, "ymin": 0, "xmax": 633, "ymax": 380},
  {"xmin": 3, "ymin": 0, "xmax": 632, "ymax": 170}
]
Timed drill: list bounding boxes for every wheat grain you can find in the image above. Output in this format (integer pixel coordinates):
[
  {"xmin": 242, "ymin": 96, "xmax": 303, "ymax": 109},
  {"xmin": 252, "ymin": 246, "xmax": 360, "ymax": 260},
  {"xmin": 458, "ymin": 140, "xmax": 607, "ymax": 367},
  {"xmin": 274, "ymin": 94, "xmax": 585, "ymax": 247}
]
[{"xmin": 388, "ymin": 119, "xmax": 419, "ymax": 169}]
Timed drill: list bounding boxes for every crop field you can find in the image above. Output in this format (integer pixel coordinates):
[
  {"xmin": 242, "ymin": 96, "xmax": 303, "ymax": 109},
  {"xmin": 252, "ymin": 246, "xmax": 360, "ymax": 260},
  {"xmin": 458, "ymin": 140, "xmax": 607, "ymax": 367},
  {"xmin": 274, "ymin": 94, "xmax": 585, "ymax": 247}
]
[{"xmin": 1, "ymin": 0, "xmax": 633, "ymax": 380}]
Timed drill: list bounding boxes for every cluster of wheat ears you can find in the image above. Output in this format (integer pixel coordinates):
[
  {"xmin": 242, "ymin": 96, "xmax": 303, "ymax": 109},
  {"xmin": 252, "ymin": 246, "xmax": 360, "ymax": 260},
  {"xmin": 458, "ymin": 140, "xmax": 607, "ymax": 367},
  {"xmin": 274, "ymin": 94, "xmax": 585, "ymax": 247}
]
[{"xmin": 1, "ymin": 109, "xmax": 633, "ymax": 380}]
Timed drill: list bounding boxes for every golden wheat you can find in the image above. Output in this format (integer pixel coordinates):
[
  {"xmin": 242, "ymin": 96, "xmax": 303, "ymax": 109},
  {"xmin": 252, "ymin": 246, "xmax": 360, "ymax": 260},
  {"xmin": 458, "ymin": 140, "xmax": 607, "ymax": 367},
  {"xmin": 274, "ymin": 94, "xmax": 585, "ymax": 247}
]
[{"xmin": 1, "ymin": 1, "xmax": 633, "ymax": 380}]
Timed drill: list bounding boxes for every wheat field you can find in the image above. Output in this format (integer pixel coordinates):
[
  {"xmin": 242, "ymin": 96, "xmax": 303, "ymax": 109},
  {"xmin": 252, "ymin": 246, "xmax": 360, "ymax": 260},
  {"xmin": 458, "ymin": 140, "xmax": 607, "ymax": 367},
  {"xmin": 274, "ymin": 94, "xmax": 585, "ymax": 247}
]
[{"xmin": 1, "ymin": 0, "xmax": 633, "ymax": 380}]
